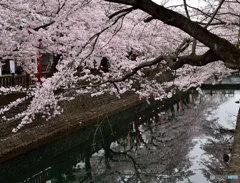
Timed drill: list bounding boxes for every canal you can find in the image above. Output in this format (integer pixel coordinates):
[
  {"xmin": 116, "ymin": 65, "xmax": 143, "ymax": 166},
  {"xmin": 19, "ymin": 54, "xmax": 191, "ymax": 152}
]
[{"xmin": 0, "ymin": 89, "xmax": 239, "ymax": 183}]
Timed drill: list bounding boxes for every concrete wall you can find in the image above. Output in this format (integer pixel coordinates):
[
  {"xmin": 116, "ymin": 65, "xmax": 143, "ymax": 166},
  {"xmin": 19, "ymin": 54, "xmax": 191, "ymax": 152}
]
[
  {"xmin": 0, "ymin": 94, "xmax": 158, "ymax": 182},
  {"xmin": 0, "ymin": 87, "xmax": 191, "ymax": 182}
]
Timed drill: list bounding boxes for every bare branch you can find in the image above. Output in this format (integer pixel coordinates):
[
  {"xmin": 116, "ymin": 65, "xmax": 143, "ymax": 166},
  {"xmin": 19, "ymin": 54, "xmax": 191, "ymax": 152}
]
[
  {"xmin": 108, "ymin": 7, "xmax": 135, "ymax": 19},
  {"xmin": 172, "ymin": 38, "xmax": 192, "ymax": 57},
  {"xmin": 183, "ymin": 0, "xmax": 190, "ymax": 19},
  {"xmin": 204, "ymin": 0, "xmax": 225, "ymax": 29},
  {"xmin": 143, "ymin": 16, "xmax": 155, "ymax": 23},
  {"xmin": 56, "ymin": 0, "xmax": 66, "ymax": 14},
  {"xmin": 33, "ymin": 21, "xmax": 55, "ymax": 31}
]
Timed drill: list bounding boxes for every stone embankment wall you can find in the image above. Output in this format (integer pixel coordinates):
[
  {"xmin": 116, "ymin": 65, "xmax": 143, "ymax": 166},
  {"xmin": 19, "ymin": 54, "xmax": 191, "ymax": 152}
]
[
  {"xmin": 0, "ymin": 91, "xmax": 144, "ymax": 163},
  {"xmin": 0, "ymin": 94, "xmax": 150, "ymax": 182},
  {"xmin": 0, "ymin": 87, "xmax": 190, "ymax": 182},
  {"xmin": 0, "ymin": 69, "xmax": 175, "ymax": 163},
  {"xmin": 227, "ymin": 108, "xmax": 240, "ymax": 183},
  {"xmin": 1, "ymin": 95, "xmax": 166, "ymax": 182}
]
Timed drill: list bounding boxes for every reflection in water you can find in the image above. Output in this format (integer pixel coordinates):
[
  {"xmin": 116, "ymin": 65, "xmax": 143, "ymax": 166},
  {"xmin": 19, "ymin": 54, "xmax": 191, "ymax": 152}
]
[{"xmin": 5, "ymin": 90, "xmax": 239, "ymax": 183}]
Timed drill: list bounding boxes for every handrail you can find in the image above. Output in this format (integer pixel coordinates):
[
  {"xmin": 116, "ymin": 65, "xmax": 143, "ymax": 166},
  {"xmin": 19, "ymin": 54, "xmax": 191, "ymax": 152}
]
[
  {"xmin": 0, "ymin": 68, "xmax": 110, "ymax": 88},
  {"xmin": 0, "ymin": 73, "xmax": 49, "ymax": 88}
]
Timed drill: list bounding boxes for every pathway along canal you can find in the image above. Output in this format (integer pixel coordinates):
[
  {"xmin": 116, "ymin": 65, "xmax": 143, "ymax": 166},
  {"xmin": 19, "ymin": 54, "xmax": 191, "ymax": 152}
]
[{"xmin": 0, "ymin": 89, "xmax": 239, "ymax": 183}]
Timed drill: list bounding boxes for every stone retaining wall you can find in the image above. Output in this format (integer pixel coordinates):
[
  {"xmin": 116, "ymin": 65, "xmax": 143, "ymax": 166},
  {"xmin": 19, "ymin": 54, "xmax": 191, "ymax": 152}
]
[
  {"xmin": 0, "ymin": 91, "xmax": 143, "ymax": 163},
  {"xmin": 227, "ymin": 108, "xmax": 240, "ymax": 183},
  {"xmin": 0, "ymin": 86, "xmax": 194, "ymax": 183},
  {"xmin": 0, "ymin": 86, "xmax": 188, "ymax": 164},
  {"xmin": 0, "ymin": 89, "xmax": 191, "ymax": 182}
]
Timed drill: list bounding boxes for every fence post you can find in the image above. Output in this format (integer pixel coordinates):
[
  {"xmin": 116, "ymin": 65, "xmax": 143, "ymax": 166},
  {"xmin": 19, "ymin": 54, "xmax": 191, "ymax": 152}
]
[{"xmin": 11, "ymin": 73, "xmax": 15, "ymax": 86}]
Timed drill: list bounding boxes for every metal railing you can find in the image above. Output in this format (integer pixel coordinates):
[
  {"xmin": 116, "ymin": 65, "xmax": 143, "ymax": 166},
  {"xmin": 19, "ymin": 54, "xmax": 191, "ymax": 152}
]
[
  {"xmin": 0, "ymin": 73, "xmax": 49, "ymax": 88},
  {"xmin": 0, "ymin": 67, "xmax": 118, "ymax": 88}
]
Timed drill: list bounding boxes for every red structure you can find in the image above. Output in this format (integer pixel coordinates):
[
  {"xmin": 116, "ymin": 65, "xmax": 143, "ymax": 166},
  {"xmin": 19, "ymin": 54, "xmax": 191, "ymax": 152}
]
[{"xmin": 37, "ymin": 39, "xmax": 43, "ymax": 84}]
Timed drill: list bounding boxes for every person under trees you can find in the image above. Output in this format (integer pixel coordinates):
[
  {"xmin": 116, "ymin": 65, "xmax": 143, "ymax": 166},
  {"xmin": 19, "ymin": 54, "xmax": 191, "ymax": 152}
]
[
  {"xmin": 0, "ymin": 0, "xmax": 239, "ymax": 131},
  {"xmin": 16, "ymin": 65, "xmax": 23, "ymax": 75},
  {"xmin": 48, "ymin": 54, "xmax": 61, "ymax": 77},
  {"xmin": 99, "ymin": 57, "xmax": 110, "ymax": 73}
]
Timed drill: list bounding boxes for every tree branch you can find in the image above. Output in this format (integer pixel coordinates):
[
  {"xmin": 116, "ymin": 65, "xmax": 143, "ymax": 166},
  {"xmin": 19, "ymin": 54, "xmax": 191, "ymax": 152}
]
[
  {"xmin": 33, "ymin": 21, "xmax": 55, "ymax": 31},
  {"xmin": 172, "ymin": 38, "xmax": 192, "ymax": 58},
  {"xmin": 183, "ymin": 0, "xmax": 190, "ymax": 19},
  {"xmin": 108, "ymin": 7, "xmax": 135, "ymax": 19},
  {"xmin": 204, "ymin": 0, "xmax": 225, "ymax": 29},
  {"xmin": 143, "ymin": 16, "xmax": 155, "ymax": 23},
  {"xmin": 105, "ymin": 0, "xmax": 240, "ymax": 67},
  {"xmin": 168, "ymin": 49, "xmax": 220, "ymax": 70},
  {"xmin": 110, "ymin": 55, "xmax": 165, "ymax": 82}
]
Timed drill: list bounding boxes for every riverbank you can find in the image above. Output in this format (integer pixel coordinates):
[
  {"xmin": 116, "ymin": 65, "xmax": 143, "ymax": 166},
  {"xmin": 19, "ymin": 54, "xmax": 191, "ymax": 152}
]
[
  {"xmin": 0, "ymin": 89, "xmax": 196, "ymax": 182},
  {"xmin": 1, "ymin": 88, "xmax": 240, "ymax": 182},
  {"xmin": 0, "ymin": 85, "xmax": 188, "ymax": 164},
  {"xmin": 0, "ymin": 70, "xmax": 176, "ymax": 163},
  {"xmin": 0, "ymin": 92, "xmax": 143, "ymax": 163},
  {"xmin": 227, "ymin": 107, "xmax": 240, "ymax": 183}
]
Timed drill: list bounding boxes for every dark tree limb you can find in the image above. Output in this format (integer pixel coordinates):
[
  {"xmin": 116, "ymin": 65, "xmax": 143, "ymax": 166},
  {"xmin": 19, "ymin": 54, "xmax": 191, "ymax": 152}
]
[
  {"xmin": 33, "ymin": 21, "xmax": 55, "ymax": 31},
  {"xmin": 108, "ymin": 7, "xmax": 135, "ymax": 19},
  {"xmin": 104, "ymin": 0, "xmax": 240, "ymax": 68},
  {"xmin": 183, "ymin": 0, "xmax": 190, "ymax": 19},
  {"xmin": 143, "ymin": 16, "xmax": 155, "ymax": 22},
  {"xmin": 168, "ymin": 49, "xmax": 220, "ymax": 70}
]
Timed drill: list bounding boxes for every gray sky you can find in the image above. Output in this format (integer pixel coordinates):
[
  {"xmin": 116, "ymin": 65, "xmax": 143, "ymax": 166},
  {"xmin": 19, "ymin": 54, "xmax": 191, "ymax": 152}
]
[{"xmin": 152, "ymin": 0, "xmax": 205, "ymax": 7}]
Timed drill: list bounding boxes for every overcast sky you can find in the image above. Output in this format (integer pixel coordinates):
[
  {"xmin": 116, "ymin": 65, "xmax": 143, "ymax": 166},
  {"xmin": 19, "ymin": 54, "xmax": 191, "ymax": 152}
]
[{"xmin": 152, "ymin": 0, "xmax": 204, "ymax": 7}]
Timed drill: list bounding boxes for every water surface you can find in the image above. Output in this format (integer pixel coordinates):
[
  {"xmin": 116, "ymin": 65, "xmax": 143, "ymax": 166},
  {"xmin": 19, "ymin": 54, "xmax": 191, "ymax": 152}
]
[{"xmin": 3, "ymin": 90, "xmax": 239, "ymax": 183}]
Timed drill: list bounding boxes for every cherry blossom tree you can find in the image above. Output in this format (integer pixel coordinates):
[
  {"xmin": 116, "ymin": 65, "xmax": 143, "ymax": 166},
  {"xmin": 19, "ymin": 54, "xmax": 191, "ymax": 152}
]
[{"xmin": 0, "ymin": 0, "xmax": 239, "ymax": 130}]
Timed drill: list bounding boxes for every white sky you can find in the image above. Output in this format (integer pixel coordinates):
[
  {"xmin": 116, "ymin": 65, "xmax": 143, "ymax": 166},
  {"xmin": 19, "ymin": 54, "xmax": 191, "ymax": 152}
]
[
  {"xmin": 152, "ymin": 0, "xmax": 204, "ymax": 7},
  {"xmin": 151, "ymin": 0, "xmax": 207, "ymax": 21}
]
